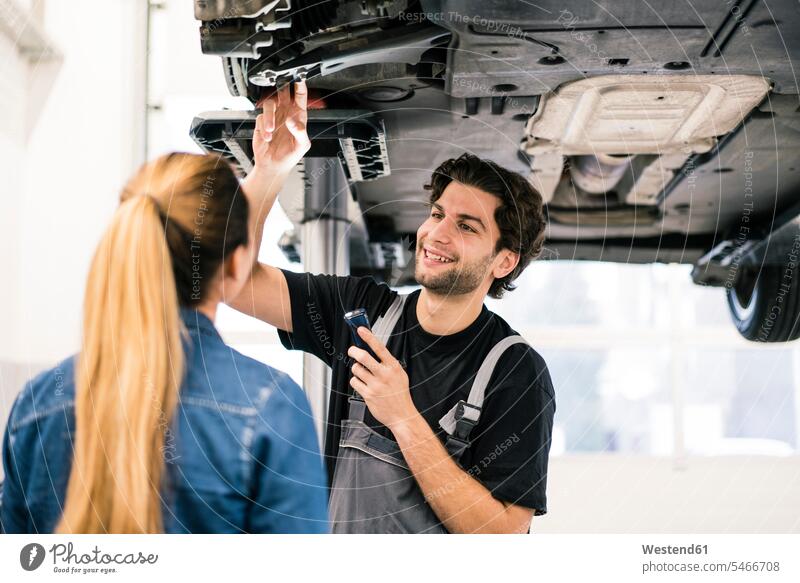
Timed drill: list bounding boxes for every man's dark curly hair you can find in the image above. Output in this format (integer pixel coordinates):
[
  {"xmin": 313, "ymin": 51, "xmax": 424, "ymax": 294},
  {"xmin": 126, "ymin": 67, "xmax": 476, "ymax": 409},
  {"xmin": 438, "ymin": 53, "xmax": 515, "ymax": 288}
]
[{"xmin": 423, "ymin": 153, "xmax": 547, "ymax": 299}]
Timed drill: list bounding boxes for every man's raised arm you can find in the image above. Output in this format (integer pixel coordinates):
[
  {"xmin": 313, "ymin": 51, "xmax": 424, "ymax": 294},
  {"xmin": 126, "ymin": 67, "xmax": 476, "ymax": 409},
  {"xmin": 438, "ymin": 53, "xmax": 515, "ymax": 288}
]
[{"xmin": 226, "ymin": 81, "xmax": 311, "ymax": 333}]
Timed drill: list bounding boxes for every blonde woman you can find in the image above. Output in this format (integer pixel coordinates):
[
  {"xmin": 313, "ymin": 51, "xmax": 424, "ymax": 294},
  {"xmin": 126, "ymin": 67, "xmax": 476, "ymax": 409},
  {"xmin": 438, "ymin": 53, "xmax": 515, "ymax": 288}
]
[{"xmin": 0, "ymin": 82, "xmax": 327, "ymax": 533}]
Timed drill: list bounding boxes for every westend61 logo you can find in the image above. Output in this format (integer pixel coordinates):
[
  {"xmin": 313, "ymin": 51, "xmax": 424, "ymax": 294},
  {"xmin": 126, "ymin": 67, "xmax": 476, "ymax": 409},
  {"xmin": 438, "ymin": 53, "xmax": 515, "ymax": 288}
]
[{"xmin": 19, "ymin": 542, "xmax": 158, "ymax": 575}]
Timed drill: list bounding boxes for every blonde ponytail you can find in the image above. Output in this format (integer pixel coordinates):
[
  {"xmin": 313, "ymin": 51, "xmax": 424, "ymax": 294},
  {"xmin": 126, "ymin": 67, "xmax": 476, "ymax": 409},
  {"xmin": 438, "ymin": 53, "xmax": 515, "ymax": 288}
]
[
  {"xmin": 56, "ymin": 152, "xmax": 247, "ymax": 533},
  {"xmin": 57, "ymin": 194, "xmax": 184, "ymax": 533}
]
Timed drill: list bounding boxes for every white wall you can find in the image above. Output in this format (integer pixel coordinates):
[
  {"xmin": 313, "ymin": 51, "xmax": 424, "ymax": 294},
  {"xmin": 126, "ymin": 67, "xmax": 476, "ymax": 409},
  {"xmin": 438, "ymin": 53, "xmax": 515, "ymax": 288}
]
[
  {"xmin": 0, "ymin": 17, "xmax": 28, "ymax": 374},
  {"xmin": 0, "ymin": 0, "xmax": 147, "ymax": 438},
  {"xmin": 539, "ymin": 456, "xmax": 800, "ymax": 533}
]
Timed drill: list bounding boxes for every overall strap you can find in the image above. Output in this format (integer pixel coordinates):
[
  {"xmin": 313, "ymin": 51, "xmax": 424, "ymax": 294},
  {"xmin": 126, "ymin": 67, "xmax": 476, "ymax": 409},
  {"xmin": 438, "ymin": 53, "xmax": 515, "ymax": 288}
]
[
  {"xmin": 372, "ymin": 293, "xmax": 407, "ymax": 345},
  {"xmin": 438, "ymin": 335, "xmax": 530, "ymax": 461},
  {"xmin": 347, "ymin": 293, "xmax": 408, "ymax": 422}
]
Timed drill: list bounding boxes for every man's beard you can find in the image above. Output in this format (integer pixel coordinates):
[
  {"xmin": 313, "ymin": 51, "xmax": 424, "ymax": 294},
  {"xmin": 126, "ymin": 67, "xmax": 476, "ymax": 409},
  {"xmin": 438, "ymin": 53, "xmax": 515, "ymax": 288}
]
[{"xmin": 415, "ymin": 247, "xmax": 495, "ymax": 296}]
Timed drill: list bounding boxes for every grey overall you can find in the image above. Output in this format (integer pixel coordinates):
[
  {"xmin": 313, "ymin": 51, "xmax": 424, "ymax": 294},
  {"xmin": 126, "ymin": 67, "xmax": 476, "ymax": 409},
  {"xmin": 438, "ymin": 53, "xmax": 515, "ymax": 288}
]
[{"xmin": 329, "ymin": 294, "xmax": 529, "ymax": 533}]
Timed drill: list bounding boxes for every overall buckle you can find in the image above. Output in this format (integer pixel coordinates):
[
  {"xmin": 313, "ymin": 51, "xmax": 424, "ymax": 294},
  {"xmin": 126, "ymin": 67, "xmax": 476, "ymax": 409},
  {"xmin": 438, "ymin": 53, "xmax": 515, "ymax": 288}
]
[{"xmin": 452, "ymin": 400, "xmax": 481, "ymax": 442}]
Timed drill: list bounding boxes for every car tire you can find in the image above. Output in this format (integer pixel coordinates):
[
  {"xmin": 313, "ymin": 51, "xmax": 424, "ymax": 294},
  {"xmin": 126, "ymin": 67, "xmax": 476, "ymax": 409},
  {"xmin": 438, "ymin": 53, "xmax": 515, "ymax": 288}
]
[{"xmin": 726, "ymin": 264, "xmax": 800, "ymax": 342}]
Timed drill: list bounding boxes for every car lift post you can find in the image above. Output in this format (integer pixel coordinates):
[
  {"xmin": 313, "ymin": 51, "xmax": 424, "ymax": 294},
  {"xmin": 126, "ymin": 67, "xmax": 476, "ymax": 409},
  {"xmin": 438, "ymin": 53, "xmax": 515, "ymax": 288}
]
[{"xmin": 301, "ymin": 157, "xmax": 351, "ymax": 450}]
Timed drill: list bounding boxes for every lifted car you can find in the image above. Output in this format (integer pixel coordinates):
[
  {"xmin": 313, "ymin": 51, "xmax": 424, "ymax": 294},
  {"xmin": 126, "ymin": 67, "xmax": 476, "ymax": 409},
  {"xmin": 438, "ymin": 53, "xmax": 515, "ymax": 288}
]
[{"xmin": 190, "ymin": 0, "xmax": 800, "ymax": 342}]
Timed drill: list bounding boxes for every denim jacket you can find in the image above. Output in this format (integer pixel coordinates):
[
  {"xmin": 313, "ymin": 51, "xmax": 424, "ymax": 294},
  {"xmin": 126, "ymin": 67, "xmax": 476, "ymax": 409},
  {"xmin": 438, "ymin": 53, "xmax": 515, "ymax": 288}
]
[{"xmin": 0, "ymin": 309, "xmax": 329, "ymax": 533}]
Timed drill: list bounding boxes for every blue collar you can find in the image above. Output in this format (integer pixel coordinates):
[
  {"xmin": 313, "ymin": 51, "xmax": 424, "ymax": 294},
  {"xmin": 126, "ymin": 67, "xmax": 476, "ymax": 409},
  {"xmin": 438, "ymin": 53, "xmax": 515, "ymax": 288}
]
[{"xmin": 179, "ymin": 307, "xmax": 220, "ymax": 340}]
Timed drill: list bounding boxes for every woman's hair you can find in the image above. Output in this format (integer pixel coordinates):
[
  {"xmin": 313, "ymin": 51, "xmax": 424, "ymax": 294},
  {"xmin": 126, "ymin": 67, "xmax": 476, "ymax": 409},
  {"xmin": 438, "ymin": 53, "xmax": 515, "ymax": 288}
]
[{"xmin": 56, "ymin": 153, "xmax": 249, "ymax": 533}]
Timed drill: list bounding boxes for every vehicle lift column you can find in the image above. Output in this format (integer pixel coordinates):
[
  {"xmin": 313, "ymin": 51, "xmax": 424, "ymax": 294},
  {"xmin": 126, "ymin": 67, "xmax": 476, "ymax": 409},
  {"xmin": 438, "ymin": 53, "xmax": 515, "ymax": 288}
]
[{"xmin": 301, "ymin": 157, "xmax": 350, "ymax": 450}]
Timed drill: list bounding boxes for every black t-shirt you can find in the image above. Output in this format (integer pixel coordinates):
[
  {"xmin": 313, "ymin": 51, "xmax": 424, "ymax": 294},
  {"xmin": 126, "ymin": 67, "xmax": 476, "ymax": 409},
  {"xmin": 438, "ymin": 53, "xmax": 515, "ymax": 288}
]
[{"xmin": 277, "ymin": 270, "xmax": 556, "ymax": 515}]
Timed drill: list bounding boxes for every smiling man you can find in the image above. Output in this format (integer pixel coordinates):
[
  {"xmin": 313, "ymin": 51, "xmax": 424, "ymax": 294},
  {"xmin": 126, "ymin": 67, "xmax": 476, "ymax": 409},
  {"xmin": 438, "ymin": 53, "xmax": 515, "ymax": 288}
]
[{"xmin": 231, "ymin": 81, "xmax": 556, "ymax": 534}]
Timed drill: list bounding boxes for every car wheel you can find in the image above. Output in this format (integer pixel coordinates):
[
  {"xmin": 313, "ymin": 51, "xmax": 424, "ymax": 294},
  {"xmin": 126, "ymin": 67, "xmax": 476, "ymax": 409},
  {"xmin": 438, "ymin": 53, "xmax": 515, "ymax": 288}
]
[
  {"xmin": 726, "ymin": 264, "xmax": 800, "ymax": 342},
  {"xmin": 222, "ymin": 57, "xmax": 249, "ymax": 98}
]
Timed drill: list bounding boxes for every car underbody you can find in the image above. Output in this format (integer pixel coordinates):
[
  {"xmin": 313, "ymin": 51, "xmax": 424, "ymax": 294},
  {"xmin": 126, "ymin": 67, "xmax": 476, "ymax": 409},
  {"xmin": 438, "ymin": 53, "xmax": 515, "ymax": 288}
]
[{"xmin": 190, "ymin": 0, "xmax": 800, "ymax": 341}]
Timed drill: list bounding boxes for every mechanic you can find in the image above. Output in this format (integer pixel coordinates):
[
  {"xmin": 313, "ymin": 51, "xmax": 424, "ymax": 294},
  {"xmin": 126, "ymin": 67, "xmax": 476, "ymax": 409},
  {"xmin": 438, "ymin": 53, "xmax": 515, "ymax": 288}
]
[{"xmin": 233, "ymin": 80, "xmax": 556, "ymax": 534}]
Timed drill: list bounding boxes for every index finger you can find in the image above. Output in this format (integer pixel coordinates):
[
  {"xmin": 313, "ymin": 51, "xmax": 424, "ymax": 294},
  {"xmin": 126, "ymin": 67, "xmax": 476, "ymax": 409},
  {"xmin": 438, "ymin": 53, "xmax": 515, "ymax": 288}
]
[
  {"xmin": 357, "ymin": 327, "xmax": 393, "ymax": 363},
  {"xmin": 277, "ymin": 83, "xmax": 290, "ymax": 106}
]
